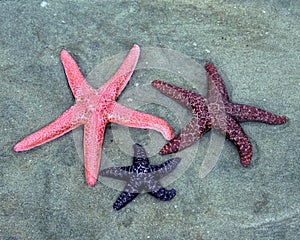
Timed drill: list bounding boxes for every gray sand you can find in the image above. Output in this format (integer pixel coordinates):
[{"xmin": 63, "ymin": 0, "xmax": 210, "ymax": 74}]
[{"xmin": 1, "ymin": 1, "xmax": 299, "ymax": 239}]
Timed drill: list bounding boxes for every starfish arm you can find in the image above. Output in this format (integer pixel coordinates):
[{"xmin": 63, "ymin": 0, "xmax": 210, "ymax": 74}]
[
  {"xmin": 14, "ymin": 106, "xmax": 83, "ymax": 152},
  {"xmin": 205, "ymin": 62, "xmax": 230, "ymax": 102},
  {"xmin": 132, "ymin": 143, "xmax": 149, "ymax": 164},
  {"xmin": 148, "ymin": 188, "xmax": 176, "ymax": 201},
  {"xmin": 83, "ymin": 114, "xmax": 107, "ymax": 186},
  {"xmin": 113, "ymin": 191, "xmax": 139, "ymax": 210},
  {"xmin": 100, "ymin": 44, "xmax": 140, "ymax": 98},
  {"xmin": 152, "ymin": 80, "xmax": 207, "ymax": 110},
  {"xmin": 151, "ymin": 157, "xmax": 181, "ymax": 178},
  {"xmin": 99, "ymin": 167, "xmax": 131, "ymax": 180},
  {"xmin": 225, "ymin": 116, "xmax": 253, "ymax": 166},
  {"xmin": 159, "ymin": 115, "xmax": 209, "ymax": 154},
  {"xmin": 109, "ymin": 103, "xmax": 174, "ymax": 140},
  {"xmin": 145, "ymin": 178, "xmax": 164, "ymax": 192},
  {"xmin": 228, "ymin": 103, "xmax": 288, "ymax": 124},
  {"xmin": 60, "ymin": 50, "xmax": 92, "ymax": 98}
]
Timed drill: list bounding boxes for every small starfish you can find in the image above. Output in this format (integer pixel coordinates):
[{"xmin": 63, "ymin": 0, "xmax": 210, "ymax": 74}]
[
  {"xmin": 152, "ymin": 62, "xmax": 288, "ymax": 166},
  {"xmin": 14, "ymin": 45, "xmax": 174, "ymax": 186},
  {"xmin": 99, "ymin": 143, "xmax": 180, "ymax": 210}
]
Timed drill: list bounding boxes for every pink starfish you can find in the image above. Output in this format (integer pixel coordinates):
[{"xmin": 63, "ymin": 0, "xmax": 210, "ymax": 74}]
[{"xmin": 14, "ymin": 45, "xmax": 174, "ymax": 186}]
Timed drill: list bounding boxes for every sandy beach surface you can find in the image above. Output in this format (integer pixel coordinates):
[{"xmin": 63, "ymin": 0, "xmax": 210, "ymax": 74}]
[{"xmin": 1, "ymin": 1, "xmax": 299, "ymax": 239}]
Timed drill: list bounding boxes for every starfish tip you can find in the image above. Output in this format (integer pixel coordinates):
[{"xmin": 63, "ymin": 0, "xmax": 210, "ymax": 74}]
[
  {"xmin": 242, "ymin": 162, "xmax": 250, "ymax": 167},
  {"xmin": 205, "ymin": 62, "xmax": 214, "ymax": 69},
  {"xmin": 13, "ymin": 143, "xmax": 23, "ymax": 152},
  {"xmin": 159, "ymin": 149, "xmax": 167, "ymax": 155},
  {"xmin": 282, "ymin": 116, "xmax": 288, "ymax": 123},
  {"xmin": 132, "ymin": 44, "xmax": 140, "ymax": 50},
  {"xmin": 151, "ymin": 80, "xmax": 160, "ymax": 86},
  {"xmin": 86, "ymin": 176, "xmax": 97, "ymax": 187},
  {"xmin": 60, "ymin": 49, "xmax": 70, "ymax": 59},
  {"xmin": 166, "ymin": 133, "xmax": 175, "ymax": 141}
]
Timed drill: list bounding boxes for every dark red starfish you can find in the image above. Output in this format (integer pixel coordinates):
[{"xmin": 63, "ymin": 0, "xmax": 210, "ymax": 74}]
[{"xmin": 152, "ymin": 62, "xmax": 288, "ymax": 167}]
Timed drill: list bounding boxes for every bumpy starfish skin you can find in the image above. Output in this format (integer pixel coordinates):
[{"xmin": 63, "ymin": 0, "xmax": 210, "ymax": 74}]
[
  {"xmin": 152, "ymin": 62, "xmax": 288, "ymax": 166},
  {"xmin": 14, "ymin": 45, "xmax": 174, "ymax": 186},
  {"xmin": 100, "ymin": 143, "xmax": 180, "ymax": 210}
]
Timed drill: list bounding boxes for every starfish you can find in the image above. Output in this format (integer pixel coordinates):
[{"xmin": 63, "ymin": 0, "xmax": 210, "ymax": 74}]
[
  {"xmin": 99, "ymin": 143, "xmax": 180, "ymax": 210},
  {"xmin": 13, "ymin": 45, "xmax": 174, "ymax": 186},
  {"xmin": 152, "ymin": 62, "xmax": 288, "ymax": 167}
]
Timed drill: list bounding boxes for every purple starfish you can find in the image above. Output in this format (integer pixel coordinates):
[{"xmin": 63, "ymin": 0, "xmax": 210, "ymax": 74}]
[
  {"xmin": 100, "ymin": 143, "xmax": 180, "ymax": 210},
  {"xmin": 152, "ymin": 62, "xmax": 288, "ymax": 166}
]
